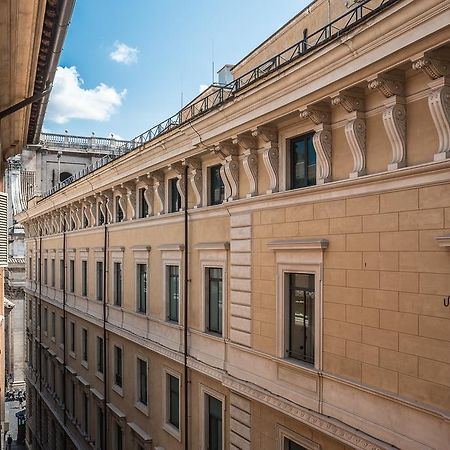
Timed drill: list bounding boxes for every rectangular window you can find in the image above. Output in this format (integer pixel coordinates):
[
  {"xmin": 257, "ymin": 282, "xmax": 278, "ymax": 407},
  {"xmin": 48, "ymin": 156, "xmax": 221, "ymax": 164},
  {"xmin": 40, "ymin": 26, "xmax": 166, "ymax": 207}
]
[
  {"xmin": 115, "ymin": 423, "xmax": 123, "ymax": 450},
  {"xmin": 70, "ymin": 321, "xmax": 76, "ymax": 353},
  {"xmin": 113, "ymin": 262, "xmax": 122, "ymax": 306},
  {"xmin": 97, "ymin": 406, "xmax": 104, "ymax": 450},
  {"xmin": 60, "ymin": 316, "xmax": 64, "ymax": 345},
  {"xmin": 44, "ymin": 258, "xmax": 48, "ymax": 284},
  {"xmin": 137, "ymin": 358, "xmax": 147, "ymax": 405},
  {"xmin": 51, "ymin": 259, "xmax": 55, "ymax": 287},
  {"xmin": 43, "ymin": 307, "xmax": 48, "ymax": 333},
  {"xmin": 81, "ymin": 260, "xmax": 88, "ymax": 296},
  {"xmin": 167, "ymin": 265, "xmax": 179, "ymax": 322},
  {"xmin": 59, "ymin": 259, "xmax": 65, "ymax": 290},
  {"xmin": 284, "ymin": 438, "xmax": 307, "ymax": 450},
  {"xmin": 138, "ymin": 187, "xmax": 148, "ymax": 218},
  {"xmin": 37, "ymin": 257, "xmax": 41, "ymax": 282},
  {"xmin": 29, "ymin": 256, "xmax": 32, "ymax": 279},
  {"xmin": 206, "ymin": 268, "xmax": 223, "ymax": 335},
  {"xmin": 51, "ymin": 312, "xmax": 56, "ymax": 338},
  {"xmin": 290, "ymin": 134, "xmax": 316, "ymax": 189},
  {"xmin": 115, "ymin": 196, "xmax": 123, "ymax": 222},
  {"xmin": 206, "ymin": 395, "xmax": 223, "ymax": 450},
  {"xmin": 286, "ymin": 273, "xmax": 315, "ymax": 364},
  {"xmin": 82, "ymin": 328, "xmax": 88, "ymax": 362},
  {"xmin": 71, "ymin": 380, "xmax": 76, "ymax": 417},
  {"xmin": 69, "ymin": 259, "xmax": 75, "ymax": 293},
  {"xmin": 83, "ymin": 392, "xmax": 89, "ymax": 433},
  {"xmin": 136, "ymin": 264, "xmax": 147, "ymax": 314},
  {"xmin": 96, "ymin": 336, "xmax": 104, "ymax": 374},
  {"xmin": 96, "ymin": 261, "xmax": 104, "ymax": 301},
  {"xmin": 209, "ymin": 165, "xmax": 224, "ymax": 205},
  {"xmin": 169, "ymin": 178, "xmax": 181, "ymax": 213},
  {"xmin": 168, "ymin": 374, "xmax": 180, "ymax": 429},
  {"xmin": 114, "ymin": 345, "xmax": 123, "ymax": 388}
]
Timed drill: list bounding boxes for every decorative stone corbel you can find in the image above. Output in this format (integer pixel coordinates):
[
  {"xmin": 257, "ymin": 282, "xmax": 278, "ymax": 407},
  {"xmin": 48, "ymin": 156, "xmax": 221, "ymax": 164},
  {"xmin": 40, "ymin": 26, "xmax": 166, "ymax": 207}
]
[
  {"xmin": 152, "ymin": 171, "xmax": 165, "ymax": 215},
  {"xmin": 368, "ymin": 73, "xmax": 406, "ymax": 170},
  {"xmin": 331, "ymin": 89, "xmax": 366, "ymax": 178},
  {"xmin": 102, "ymin": 191, "xmax": 113, "ymax": 224},
  {"xmin": 122, "ymin": 182, "xmax": 136, "ymax": 220},
  {"xmin": 233, "ymin": 133, "xmax": 258, "ymax": 197},
  {"xmin": 142, "ymin": 174, "xmax": 153, "ymax": 217},
  {"xmin": 213, "ymin": 141, "xmax": 240, "ymax": 201},
  {"xmin": 169, "ymin": 162, "xmax": 186, "ymax": 210},
  {"xmin": 300, "ymin": 105, "xmax": 332, "ymax": 184},
  {"xmin": 184, "ymin": 158, "xmax": 202, "ymax": 208},
  {"xmin": 87, "ymin": 199, "xmax": 96, "ymax": 227},
  {"xmin": 412, "ymin": 52, "xmax": 450, "ymax": 161},
  {"xmin": 252, "ymin": 126, "xmax": 278, "ymax": 194}
]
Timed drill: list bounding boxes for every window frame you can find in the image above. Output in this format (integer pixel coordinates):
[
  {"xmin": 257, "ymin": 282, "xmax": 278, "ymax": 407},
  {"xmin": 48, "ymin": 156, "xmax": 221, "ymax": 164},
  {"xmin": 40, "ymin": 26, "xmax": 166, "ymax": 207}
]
[
  {"xmin": 96, "ymin": 335, "xmax": 104, "ymax": 379},
  {"xmin": 81, "ymin": 259, "xmax": 88, "ymax": 297},
  {"xmin": 135, "ymin": 355, "xmax": 149, "ymax": 414},
  {"xmin": 288, "ymin": 133, "xmax": 316, "ymax": 190},
  {"xmin": 205, "ymin": 267, "xmax": 224, "ymax": 336},
  {"xmin": 207, "ymin": 164, "xmax": 225, "ymax": 206},
  {"xmin": 69, "ymin": 320, "xmax": 76, "ymax": 357},
  {"xmin": 68, "ymin": 258, "xmax": 75, "ymax": 293},
  {"xmin": 168, "ymin": 177, "xmax": 181, "ymax": 213},
  {"xmin": 135, "ymin": 263, "xmax": 148, "ymax": 314},
  {"xmin": 113, "ymin": 344, "xmax": 124, "ymax": 395},
  {"xmin": 166, "ymin": 264, "xmax": 180, "ymax": 323},
  {"xmin": 278, "ymin": 425, "xmax": 321, "ymax": 450},
  {"xmin": 81, "ymin": 327, "xmax": 88, "ymax": 368},
  {"xmin": 199, "ymin": 384, "xmax": 225, "ymax": 450},
  {"xmin": 162, "ymin": 367, "xmax": 181, "ymax": 441},
  {"xmin": 96, "ymin": 260, "xmax": 104, "ymax": 301},
  {"xmin": 50, "ymin": 257, "xmax": 55, "ymax": 287},
  {"xmin": 113, "ymin": 261, "xmax": 123, "ymax": 307}
]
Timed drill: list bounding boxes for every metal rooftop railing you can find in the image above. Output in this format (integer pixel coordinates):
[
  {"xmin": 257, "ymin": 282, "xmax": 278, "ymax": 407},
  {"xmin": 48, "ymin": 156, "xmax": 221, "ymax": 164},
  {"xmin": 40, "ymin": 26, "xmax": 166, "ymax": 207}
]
[{"xmin": 42, "ymin": 0, "xmax": 399, "ymax": 199}]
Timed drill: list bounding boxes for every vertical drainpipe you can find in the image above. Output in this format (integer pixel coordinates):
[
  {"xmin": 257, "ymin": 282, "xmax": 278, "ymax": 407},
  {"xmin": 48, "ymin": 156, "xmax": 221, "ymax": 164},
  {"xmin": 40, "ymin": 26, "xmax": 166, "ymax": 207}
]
[
  {"xmin": 38, "ymin": 232, "xmax": 42, "ymax": 447},
  {"xmin": 103, "ymin": 217, "xmax": 109, "ymax": 450},
  {"xmin": 62, "ymin": 214, "xmax": 67, "ymax": 449},
  {"xmin": 183, "ymin": 163, "xmax": 189, "ymax": 450}
]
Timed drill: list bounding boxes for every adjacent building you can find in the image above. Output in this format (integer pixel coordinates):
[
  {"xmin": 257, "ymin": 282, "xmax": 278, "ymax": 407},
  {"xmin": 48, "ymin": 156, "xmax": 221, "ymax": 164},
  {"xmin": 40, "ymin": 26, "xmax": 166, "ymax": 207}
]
[{"xmin": 17, "ymin": 0, "xmax": 450, "ymax": 449}]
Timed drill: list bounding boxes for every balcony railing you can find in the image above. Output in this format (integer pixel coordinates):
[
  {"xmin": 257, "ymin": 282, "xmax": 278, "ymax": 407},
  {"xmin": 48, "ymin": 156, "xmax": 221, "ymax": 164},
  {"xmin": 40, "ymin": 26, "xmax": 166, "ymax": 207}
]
[
  {"xmin": 39, "ymin": 132, "xmax": 132, "ymax": 152},
  {"xmin": 42, "ymin": 0, "xmax": 399, "ymax": 199}
]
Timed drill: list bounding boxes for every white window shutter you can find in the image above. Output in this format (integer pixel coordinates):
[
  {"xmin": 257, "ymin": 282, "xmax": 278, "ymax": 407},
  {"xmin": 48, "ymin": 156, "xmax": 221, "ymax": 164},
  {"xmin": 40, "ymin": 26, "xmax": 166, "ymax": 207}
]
[{"xmin": 0, "ymin": 192, "xmax": 7, "ymax": 267}]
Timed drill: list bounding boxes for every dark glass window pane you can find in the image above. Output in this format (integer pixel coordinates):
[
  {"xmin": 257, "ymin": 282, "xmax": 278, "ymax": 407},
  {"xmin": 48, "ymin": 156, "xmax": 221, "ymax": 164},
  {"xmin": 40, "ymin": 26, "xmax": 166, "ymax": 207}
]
[
  {"xmin": 207, "ymin": 268, "xmax": 223, "ymax": 335},
  {"xmin": 207, "ymin": 395, "xmax": 222, "ymax": 450},
  {"xmin": 209, "ymin": 165, "xmax": 224, "ymax": 205},
  {"xmin": 82, "ymin": 260, "xmax": 87, "ymax": 296},
  {"xmin": 51, "ymin": 259, "xmax": 55, "ymax": 287},
  {"xmin": 169, "ymin": 178, "xmax": 181, "ymax": 213},
  {"xmin": 138, "ymin": 359, "xmax": 147, "ymax": 405},
  {"xmin": 168, "ymin": 266, "xmax": 179, "ymax": 322},
  {"xmin": 97, "ymin": 337, "xmax": 104, "ymax": 373},
  {"xmin": 290, "ymin": 134, "xmax": 316, "ymax": 189},
  {"xmin": 114, "ymin": 262, "xmax": 122, "ymax": 306},
  {"xmin": 60, "ymin": 259, "xmax": 65, "ymax": 289},
  {"xmin": 137, "ymin": 264, "xmax": 147, "ymax": 313},
  {"xmin": 288, "ymin": 273, "xmax": 315, "ymax": 364},
  {"xmin": 168, "ymin": 374, "xmax": 179, "ymax": 428},
  {"xmin": 69, "ymin": 259, "xmax": 75, "ymax": 292},
  {"xmin": 96, "ymin": 261, "xmax": 103, "ymax": 301},
  {"xmin": 115, "ymin": 346, "xmax": 122, "ymax": 387},
  {"xmin": 286, "ymin": 438, "xmax": 307, "ymax": 450}
]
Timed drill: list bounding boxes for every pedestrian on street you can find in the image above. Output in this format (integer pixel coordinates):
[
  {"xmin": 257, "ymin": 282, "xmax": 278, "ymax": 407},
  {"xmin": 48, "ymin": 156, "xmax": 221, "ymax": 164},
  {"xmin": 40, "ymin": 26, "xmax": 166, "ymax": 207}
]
[{"xmin": 7, "ymin": 434, "xmax": 13, "ymax": 450}]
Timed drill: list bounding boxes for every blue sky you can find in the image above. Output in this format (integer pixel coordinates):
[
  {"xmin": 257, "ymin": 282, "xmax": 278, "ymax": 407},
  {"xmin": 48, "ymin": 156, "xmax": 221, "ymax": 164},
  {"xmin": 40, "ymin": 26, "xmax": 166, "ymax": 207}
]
[{"xmin": 44, "ymin": 0, "xmax": 309, "ymax": 140}]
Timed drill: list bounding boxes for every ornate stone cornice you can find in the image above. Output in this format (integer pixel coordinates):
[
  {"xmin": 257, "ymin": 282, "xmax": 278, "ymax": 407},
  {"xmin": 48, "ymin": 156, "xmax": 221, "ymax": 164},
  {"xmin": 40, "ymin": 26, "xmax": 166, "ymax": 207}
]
[{"xmin": 222, "ymin": 376, "xmax": 394, "ymax": 450}]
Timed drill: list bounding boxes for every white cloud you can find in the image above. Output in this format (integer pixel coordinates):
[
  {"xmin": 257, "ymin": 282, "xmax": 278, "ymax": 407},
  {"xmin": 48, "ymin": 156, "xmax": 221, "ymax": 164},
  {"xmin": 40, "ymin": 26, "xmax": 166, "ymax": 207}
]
[
  {"xmin": 46, "ymin": 66, "xmax": 127, "ymax": 124},
  {"xmin": 199, "ymin": 84, "xmax": 208, "ymax": 93},
  {"xmin": 110, "ymin": 41, "xmax": 138, "ymax": 64}
]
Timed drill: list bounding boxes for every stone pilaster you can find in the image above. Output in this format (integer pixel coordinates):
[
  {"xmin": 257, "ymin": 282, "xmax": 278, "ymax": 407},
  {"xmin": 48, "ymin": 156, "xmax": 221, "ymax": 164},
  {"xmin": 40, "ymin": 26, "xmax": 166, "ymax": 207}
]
[{"xmin": 229, "ymin": 212, "xmax": 252, "ymax": 347}]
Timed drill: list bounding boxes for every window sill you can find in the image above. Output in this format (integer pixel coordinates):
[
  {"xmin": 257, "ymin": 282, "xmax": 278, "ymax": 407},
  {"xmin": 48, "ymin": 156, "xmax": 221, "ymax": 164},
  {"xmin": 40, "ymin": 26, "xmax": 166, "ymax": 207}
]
[
  {"xmin": 51, "ymin": 337, "xmax": 56, "ymax": 343},
  {"xmin": 281, "ymin": 356, "xmax": 317, "ymax": 374},
  {"xmin": 69, "ymin": 351, "xmax": 76, "ymax": 360},
  {"xmin": 135, "ymin": 401, "xmax": 149, "ymax": 416},
  {"xmin": 95, "ymin": 371, "xmax": 104, "ymax": 382},
  {"xmin": 163, "ymin": 422, "xmax": 181, "ymax": 442},
  {"xmin": 112, "ymin": 384, "xmax": 123, "ymax": 397},
  {"xmin": 81, "ymin": 360, "xmax": 88, "ymax": 370},
  {"xmin": 204, "ymin": 330, "xmax": 224, "ymax": 341}
]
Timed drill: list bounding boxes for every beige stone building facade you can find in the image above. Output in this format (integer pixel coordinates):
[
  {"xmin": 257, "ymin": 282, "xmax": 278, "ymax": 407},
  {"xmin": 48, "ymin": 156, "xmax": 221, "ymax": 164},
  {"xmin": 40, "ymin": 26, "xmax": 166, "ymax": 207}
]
[{"xmin": 18, "ymin": 0, "xmax": 450, "ymax": 449}]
